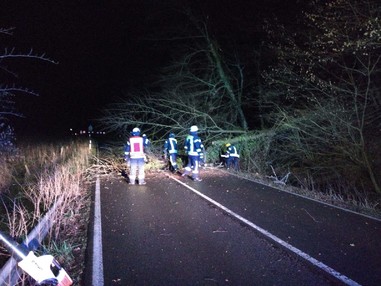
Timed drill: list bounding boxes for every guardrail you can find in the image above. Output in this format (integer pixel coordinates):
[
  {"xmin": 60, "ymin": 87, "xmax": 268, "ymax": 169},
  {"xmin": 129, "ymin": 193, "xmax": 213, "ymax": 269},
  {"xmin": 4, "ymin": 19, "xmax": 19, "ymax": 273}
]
[{"xmin": 0, "ymin": 200, "xmax": 60, "ymax": 285}]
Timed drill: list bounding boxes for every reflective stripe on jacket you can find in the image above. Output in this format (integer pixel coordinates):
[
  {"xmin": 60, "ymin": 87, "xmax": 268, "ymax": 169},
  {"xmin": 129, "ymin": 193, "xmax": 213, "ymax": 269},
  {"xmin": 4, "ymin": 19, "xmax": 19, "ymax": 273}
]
[
  {"xmin": 185, "ymin": 134, "xmax": 203, "ymax": 156},
  {"xmin": 164, "ymin": 137, "xmax": 178, "ymax": 154},
  {"xmin": 227, "ymin": 145, "xmax": 239, "ymax": 158}
]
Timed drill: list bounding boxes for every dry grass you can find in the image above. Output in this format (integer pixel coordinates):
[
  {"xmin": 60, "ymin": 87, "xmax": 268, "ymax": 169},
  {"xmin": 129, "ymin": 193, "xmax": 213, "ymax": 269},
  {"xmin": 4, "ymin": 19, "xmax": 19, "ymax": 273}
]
[
  {"xmin": 0, "ymin": 159, "xmax": 13, "ymax": 193},
  {"xmin": 0, "ymin": 140, "xmax": 92, "ymax": 285}
]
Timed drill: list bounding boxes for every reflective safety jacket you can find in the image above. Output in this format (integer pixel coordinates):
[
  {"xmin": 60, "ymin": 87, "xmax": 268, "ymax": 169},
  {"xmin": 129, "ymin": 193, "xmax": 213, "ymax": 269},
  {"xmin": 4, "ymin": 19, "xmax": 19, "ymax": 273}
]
[
  {"xmin": 184, "ymin": 133, "xmax": 203, "ymax": 157},
  {"xmin": 142, "ymin": 134, "xmax": 151, "ymax": 148},
  {"xmin": 124, "ymin": 136, "xmax": 145, "ymax": 159},
  {"xmin": 227, "ymin": 145, "xmax": 240, "ymax": 158},
  {"xmin": 164, "ymin": 137, "xmax": 178, "ymax": 154}
]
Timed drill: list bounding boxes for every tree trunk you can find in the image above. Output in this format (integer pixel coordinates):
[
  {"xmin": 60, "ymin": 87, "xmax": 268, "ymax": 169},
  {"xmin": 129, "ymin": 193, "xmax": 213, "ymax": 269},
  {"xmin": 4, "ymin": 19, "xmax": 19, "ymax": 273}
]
[{"xmin": 209, "ymin": 41, "xmax": 248, "ymax": 130}]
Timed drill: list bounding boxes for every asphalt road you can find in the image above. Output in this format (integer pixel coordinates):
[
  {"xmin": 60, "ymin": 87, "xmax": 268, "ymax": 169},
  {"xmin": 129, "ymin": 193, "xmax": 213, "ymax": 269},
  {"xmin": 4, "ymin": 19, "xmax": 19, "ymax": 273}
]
[{"xmin": 84, "ymin": 168, "xmax": 381, "ymax": 286}]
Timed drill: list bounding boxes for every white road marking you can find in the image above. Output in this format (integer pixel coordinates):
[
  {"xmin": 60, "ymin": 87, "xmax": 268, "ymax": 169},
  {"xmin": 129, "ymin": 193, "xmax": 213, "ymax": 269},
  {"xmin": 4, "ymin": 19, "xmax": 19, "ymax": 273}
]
[
  {"xmin": 93, "ymin": 176, "xmax": 104, "ymax": 286},
  {"xmin": 170, "ymin": 176, "xmax": 362, "ymax": 286}
]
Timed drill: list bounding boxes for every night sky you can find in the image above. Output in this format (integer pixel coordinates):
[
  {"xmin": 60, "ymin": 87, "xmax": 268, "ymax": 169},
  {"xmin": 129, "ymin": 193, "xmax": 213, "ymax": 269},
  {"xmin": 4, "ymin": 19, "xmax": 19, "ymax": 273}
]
[{"xmin": 1, "ymin": 0, "xmax": 295, "ymax": 138}]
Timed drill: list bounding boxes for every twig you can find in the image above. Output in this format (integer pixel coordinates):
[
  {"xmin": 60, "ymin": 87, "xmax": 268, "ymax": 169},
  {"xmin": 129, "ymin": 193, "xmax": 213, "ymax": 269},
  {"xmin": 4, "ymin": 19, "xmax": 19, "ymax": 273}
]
[
  {"xmin": 301, "ymin": 208, "xmax": 320, "ymax": 223},
  {"xmin": 266, "ymin": 165, "xmax": 291, "ymax": 185}
]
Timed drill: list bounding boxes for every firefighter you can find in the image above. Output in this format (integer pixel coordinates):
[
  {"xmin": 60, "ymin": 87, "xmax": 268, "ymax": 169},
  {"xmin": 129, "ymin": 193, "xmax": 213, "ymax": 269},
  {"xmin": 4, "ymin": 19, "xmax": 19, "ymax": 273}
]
[
  {"xmin": 182, "ymin": 125, "xmax": 204, "ymax": 181},
  {"xmin": 142, "ymin": 134, "xmax": 151, "ymax": 149},
  {"xmin": 124, "ymin": 127, "xmax": 148, "ymax": 185},
  {"xmin": 142, "ymin": 133, "xmax": 151, "ymax": 162},
  {"xmin": 163, "ymin": 132, "xmax": 178, "ymax": 172},
  {"xmin": 225, "ymin": 143, "xmax": 240, "ymax": 171}
]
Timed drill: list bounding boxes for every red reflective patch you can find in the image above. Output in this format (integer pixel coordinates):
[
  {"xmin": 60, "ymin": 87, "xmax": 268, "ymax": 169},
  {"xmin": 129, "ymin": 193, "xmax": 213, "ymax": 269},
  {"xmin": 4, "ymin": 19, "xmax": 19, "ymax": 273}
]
[{"xmin": 133, "ymin": 142, "xmax": 141, "ymax": 152}]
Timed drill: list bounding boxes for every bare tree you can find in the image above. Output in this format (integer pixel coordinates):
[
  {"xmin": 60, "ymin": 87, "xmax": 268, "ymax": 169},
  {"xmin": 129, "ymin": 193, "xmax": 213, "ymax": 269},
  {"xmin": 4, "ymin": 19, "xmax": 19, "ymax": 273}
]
[
  {"xmin": 102, "ymin": 89, "xmax": 246, "ymax": 145},
  {"xmin": 101, "ymin": 9, "xmax": 252, "ymax": 144},
  {"xmin": 159, "ymin": 21, "xmax": 249, "ymax": 130},
  {"xmin": 261, "ymin": 0, "xmax": 381, "ymax": 193},
  {"xmin": 0, "ymin": 27, "xmax": 57, "ymax": 153}
]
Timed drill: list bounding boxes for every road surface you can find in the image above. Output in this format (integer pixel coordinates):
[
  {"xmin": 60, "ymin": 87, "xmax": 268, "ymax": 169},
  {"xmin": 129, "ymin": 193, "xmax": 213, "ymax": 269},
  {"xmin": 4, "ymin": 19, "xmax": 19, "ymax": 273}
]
[{"xmin": 84, "ymin": 168, "xmax": 381, "ymax": 286}]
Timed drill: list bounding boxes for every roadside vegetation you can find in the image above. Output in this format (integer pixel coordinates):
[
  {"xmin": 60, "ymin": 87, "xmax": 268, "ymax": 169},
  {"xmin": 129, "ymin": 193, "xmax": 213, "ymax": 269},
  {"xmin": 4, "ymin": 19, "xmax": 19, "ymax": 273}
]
[
  {"xmin": 0, "ymin": 139, "xmax": 93, "ymax": 285},
  {"xmin": 1, "ymin": 25, "xmax": 92, "ymax": 285}
]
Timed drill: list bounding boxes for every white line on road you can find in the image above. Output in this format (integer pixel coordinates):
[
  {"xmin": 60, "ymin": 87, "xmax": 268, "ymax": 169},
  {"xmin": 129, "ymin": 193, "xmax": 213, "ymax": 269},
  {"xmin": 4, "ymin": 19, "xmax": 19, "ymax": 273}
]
[
  {"xmin": 170, "ymin": 176, "xmax": 362, "ymax": 286},
  {"xmin": 93, "ymin": 176, "xmax": 104, "ymax": 286}
]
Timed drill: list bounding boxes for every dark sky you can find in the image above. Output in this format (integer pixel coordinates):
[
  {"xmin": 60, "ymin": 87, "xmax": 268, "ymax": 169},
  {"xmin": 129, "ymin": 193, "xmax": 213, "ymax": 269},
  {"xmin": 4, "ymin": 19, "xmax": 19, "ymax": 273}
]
[{"xmin": 1, "ymin": 1, "xmax": 295, "ymax": 137}]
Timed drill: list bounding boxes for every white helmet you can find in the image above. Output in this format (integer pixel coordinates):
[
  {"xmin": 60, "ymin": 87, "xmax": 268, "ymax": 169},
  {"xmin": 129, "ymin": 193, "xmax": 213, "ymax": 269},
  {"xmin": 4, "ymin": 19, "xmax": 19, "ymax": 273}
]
[
  {"xmin": 190, "ymin": 125, "xmax": 198, "ymax": 132},
  {"xmin": 131, "ymin": 127, "xmax": 141, "ymax": 135}
]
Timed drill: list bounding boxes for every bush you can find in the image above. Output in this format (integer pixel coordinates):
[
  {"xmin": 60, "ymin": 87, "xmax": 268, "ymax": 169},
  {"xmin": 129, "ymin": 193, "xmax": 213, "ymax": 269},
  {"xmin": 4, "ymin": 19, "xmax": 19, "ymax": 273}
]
[{"xmin": 206, "ymin": 131, "xmax": 274, "ymax": 173}]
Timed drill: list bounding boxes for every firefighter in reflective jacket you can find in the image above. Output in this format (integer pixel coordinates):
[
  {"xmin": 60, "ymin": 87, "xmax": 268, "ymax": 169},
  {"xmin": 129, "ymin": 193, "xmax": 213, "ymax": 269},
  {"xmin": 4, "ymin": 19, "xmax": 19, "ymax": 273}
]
[
  {"xmin": 225, "ymin": 143, "xmax": 240, "ymax": 171},
  {"xmin": 182, "ymin": 125, "xmax": 204, "ymax": 181},
  {"xmin": 124, "ymin": 127, "xmax": 148, "ymax": 185},
  {"xmin": 164, "ymin": 132, "xmax": 178, "ymax": 172},
  {"xmin": 142, "ymin": 133, "xmax": 151, "ymax": 162}
]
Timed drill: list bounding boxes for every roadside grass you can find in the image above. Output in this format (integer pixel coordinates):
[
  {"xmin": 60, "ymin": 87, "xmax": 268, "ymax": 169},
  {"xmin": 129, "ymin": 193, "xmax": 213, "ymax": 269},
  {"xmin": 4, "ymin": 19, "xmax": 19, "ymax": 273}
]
[
  {"xmin": 0, "ymin": 159, "xmax": 13, "ymax": 193},
  {"xmin": 0, "ymin": 139, "xmax": 93, "ymax": 285}
]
